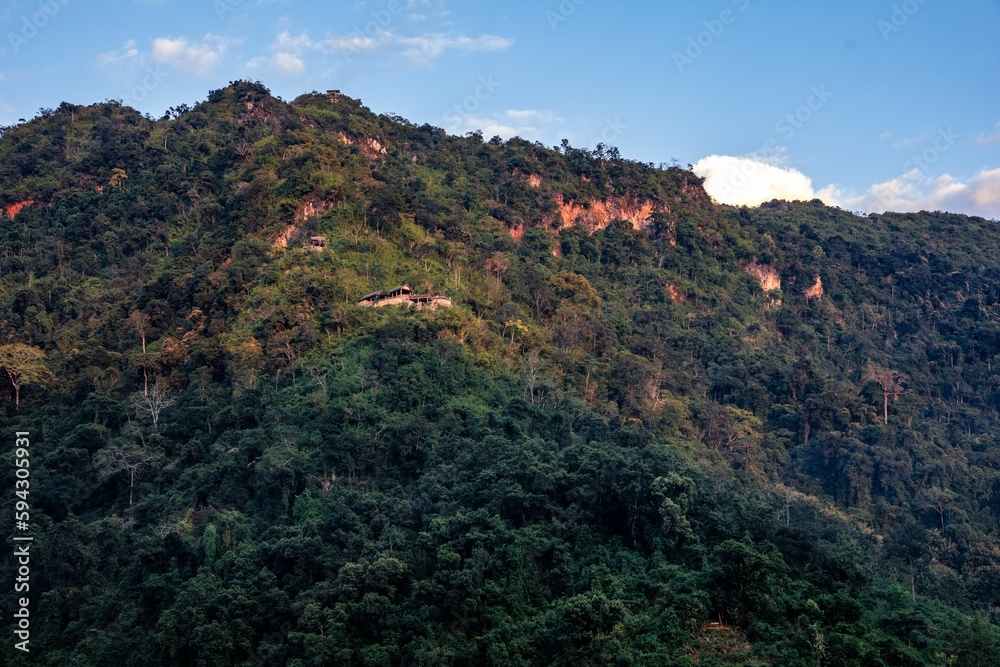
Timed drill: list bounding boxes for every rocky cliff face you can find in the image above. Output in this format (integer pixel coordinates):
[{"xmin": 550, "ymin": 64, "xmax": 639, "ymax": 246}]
[
  {"xmin": 746, "ymin": 261, "xmax": 781, "ymax": 292},
  {"xmin": 554, "ymin": 195, "xmax": 667, "ymax": 232}
]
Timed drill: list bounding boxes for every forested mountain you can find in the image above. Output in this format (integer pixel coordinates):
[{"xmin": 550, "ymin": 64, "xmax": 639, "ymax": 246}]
[{"xmin": 1, "ymin": 80, "xmax": 999, "ymax": 665}]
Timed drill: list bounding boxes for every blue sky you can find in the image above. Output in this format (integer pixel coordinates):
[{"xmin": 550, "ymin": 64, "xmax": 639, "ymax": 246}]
[{"xmin": 2, "ymin": 0, "xmax": 999, "ymax": 217}]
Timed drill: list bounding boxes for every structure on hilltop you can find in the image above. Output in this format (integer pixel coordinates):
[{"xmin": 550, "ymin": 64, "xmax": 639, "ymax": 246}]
[{"xmin": 357, "ymin": 285, "xmax": 452, "ymax": 310}]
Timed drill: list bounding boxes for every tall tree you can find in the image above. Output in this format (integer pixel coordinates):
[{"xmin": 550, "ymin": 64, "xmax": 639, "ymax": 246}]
[
  {"xmin": 95, "ymin": 443, "xmax": 163, "ymax": 506},
  {"xmin": 0, "ymin": 343, "xmax": 53, "ymax": 409},
  {"xmin": 863, "ymin": 362, "xmax": 908, "ymax": 424},
  {"xmin": 129, "ymin": 383, "xmax": 176, "ymax": 431}
]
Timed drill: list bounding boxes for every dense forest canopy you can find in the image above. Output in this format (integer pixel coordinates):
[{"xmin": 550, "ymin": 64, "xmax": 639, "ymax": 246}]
[{"xmin": 0, "ymin": 81, "xmax": 999, "ymax": 665}]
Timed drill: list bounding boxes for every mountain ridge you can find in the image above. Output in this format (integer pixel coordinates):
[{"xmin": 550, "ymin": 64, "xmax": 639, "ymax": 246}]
[{"xmin": 1, "ymin": 80, "xmax": 999, "ymax": 666}]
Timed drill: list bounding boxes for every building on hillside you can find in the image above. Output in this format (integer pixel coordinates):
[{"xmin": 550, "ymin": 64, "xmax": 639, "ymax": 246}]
[
  {"xmin": 327, "ymin": 90, "xmax": 341, "ymax": 104},
  {"xmin": 357, "ymin": 284, "xmax": 452, "ymax": 310},
  {"xmin": 308, "ymin": 236, "xmax": 327, "ymax": 250}
]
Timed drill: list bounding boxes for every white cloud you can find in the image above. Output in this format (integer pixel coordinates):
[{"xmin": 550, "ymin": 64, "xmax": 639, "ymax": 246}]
[
  {"xmin": 152, "ymin": 35, "xmax": 234, "ymax": 76},
  {"xmin": 828, "ymin": 168, "xmax": 1000, "ymax": 218},
  {"xmin": 272, "ymin": 52, "xmax": 305, "ymax": 74},
  {"xmin": 692, "ymin": 155, "xmax": 818, "ymax": 206},
  {"xmin": 245, "ymin": 31, "xmax": 312, "ymax": 75},
  {"xmin": 693, "ymin": 153, "xmax": 1000, "ymax": 219},
  {"xmin": 247, "ymin": 51, "xmax": 305, "ymax": 75},
  {"xmin": 267, "ymin": 28, "xmax": 511, "ymax": 66},
  {"xmin": 97, "ymin": 40, "xmax": 141, "ymax": 68},
  {"xmin": 976, "ymin": 121, "xmax": 1000, "ymax": 145},
  {"xmin": 271, "ymin": 30, "xmax": 328, "ymax": 53},
  {"xmin": 445, "ymin": 108, "xmax": 564, "ymax": 142},
  {"xmin": 391, "ymin": 32, "xmax": 511, "ymax": 64},
  {"xmin": 891, "ymin": 133, "xmax": 927, "ymax": 150}
]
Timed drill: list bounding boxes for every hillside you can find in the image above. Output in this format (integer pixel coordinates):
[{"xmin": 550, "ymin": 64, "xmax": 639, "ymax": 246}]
[{"xmin": 0, "ymin": 81, "xmax": 999, "ymax": 666}]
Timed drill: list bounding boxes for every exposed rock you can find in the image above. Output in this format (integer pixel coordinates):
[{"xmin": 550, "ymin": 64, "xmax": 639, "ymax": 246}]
[
  {"xmin": 805, "ymin": 276, "xmax": 824, "ymax": 301},
  {"xmin": 4, "ymin": 200, "xmax": 36, "ymax": 218},
  {"xmin": 336, "ymin": 132, "xmax": 387, "ymax": 159},
  {"xmin": 273, "ymin": 200, "xmax": 335, "ymax": 248},
  {"xmin": 528, "ymin": 174, "xmax": 542, "ymax": 188},
  {"xmin": 746, "ymin": 261, "xmax": 781, "ymax": 292},
  {"xmin": 554, "ymin": 195, "xmax": 665, "ymax": 232},
  {"xmin": 273, "ymin": 224, "xmax": 299, "ymax": 249},
  {"xmin": 295, "ymin": 200, "xmax": 334, "ymax": 224}
]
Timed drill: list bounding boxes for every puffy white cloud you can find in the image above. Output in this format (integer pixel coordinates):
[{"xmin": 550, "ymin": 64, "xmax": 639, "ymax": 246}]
[
  {"xmin": 830, "ymin": 168, "xmax": 1000, "ymax": 218},
  {"xmin": 152, "ymin": 35, "xmax": 234, "ymax": 76},
  {"xmin": 692, "ymin": 153, "xmax": 1000, "ymax": 219},
  {"xmin": 692, "ymin": 155, "xmax": 818, "ymax": 206},
  {"xmin": 246, "ymin": 51, "xmax": 305, "ymax": 75},
  {"xmin": 246, "ymin": 31, "xmax": 311, "ymax": 75},
  {"xmin": 271, "ymin": 52, "xmax": 305, "ymax": 74}
]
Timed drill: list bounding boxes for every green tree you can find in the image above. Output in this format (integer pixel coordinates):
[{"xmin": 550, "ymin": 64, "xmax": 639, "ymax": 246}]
[{"xmin": 0, "ymin": 343, "xmax": 53, "ymax": 409}]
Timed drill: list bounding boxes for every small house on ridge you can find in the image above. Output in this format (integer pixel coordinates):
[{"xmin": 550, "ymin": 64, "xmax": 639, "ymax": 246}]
[{"xmin": 357, "ymin": 284, "xmax": 452, "ymax": 310}]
